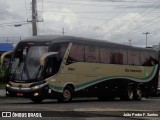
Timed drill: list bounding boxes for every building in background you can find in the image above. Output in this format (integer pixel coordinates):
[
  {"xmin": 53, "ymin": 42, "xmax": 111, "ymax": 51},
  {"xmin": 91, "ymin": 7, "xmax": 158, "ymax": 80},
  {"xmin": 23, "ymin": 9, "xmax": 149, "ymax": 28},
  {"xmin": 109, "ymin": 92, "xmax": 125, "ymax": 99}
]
[{"xmin": 0, "ymin": 43, "xmax": 14, "ymax": 56}]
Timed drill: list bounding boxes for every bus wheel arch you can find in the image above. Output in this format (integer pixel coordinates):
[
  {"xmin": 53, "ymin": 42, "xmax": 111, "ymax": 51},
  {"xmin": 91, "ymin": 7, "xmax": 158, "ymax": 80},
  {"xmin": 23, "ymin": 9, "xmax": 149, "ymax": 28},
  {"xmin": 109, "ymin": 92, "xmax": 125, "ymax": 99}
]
[
  {"xmin": 65, "ymin": 84, "xmax": 75, "ymax": 92},
  {"xmin": 57, "ymin": 84, "xmax": 74, "ymax": 103}
]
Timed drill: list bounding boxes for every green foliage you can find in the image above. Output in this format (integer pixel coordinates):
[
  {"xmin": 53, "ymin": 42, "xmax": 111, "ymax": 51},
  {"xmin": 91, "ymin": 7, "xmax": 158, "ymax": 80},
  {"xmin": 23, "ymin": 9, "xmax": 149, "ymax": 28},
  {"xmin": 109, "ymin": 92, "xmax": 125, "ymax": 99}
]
[{"xmin": 0, "ymin": 65, "xmax": 7, "ymax": 83}]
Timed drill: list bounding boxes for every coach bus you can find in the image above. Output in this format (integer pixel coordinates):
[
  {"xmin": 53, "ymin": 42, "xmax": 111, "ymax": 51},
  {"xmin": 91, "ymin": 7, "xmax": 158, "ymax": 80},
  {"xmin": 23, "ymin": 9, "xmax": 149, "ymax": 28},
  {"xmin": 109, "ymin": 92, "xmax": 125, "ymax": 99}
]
[{"xmin": 6, "ymin": 35, "xmax": 159, "ymax": 103}]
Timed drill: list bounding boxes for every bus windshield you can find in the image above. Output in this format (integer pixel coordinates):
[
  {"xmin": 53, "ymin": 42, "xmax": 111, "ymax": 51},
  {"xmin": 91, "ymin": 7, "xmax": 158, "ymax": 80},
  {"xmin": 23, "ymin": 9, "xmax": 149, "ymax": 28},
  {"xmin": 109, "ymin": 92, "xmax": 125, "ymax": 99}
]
[{"xmin": 10, "ymin": 45, "xmax": 48, "ymax": 82}]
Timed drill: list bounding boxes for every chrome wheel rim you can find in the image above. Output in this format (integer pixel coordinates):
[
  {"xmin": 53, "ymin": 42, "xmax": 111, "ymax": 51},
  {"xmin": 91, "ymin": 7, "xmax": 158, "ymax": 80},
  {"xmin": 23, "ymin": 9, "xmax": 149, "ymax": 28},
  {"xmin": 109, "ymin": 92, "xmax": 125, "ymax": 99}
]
[
  {"xmin": 128, "ymin": 89, "xmax": 133, "ymax": 100},
  {"xmin": 63, "ymin": 89, "xmax": 71, "ymax": 101},
  {"xmin": 137, "ymin": 89, "xmax": 142, "ymax": 99}
]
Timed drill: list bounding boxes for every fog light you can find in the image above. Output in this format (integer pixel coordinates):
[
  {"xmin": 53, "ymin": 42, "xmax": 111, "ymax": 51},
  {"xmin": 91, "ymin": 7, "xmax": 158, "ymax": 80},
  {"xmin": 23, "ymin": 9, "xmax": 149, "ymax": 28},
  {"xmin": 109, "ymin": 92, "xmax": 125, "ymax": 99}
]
[
  {"xmin": 6, "ymin": 91, "xmax": 9, "ymax": 95},
  {"xmin": 34, "ymin": 92, "xmax": 39, "ymax": 96}
]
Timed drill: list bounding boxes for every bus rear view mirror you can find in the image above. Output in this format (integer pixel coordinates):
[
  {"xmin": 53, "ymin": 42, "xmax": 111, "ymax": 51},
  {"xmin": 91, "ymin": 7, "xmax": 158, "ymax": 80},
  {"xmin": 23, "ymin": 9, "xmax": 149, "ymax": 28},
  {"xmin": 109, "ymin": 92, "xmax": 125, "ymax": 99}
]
[{"xmin": 40, "ymin": 52, "xmax": 58, "ymax": 66}]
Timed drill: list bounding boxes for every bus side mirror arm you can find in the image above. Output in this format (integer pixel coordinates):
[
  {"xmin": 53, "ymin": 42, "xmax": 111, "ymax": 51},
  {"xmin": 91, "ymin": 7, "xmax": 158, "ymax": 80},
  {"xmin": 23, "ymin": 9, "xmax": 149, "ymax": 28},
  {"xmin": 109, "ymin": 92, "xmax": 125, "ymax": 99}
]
[{"xmin": 40, "ymin": 52, "xmax": 58, "ymax": 66}]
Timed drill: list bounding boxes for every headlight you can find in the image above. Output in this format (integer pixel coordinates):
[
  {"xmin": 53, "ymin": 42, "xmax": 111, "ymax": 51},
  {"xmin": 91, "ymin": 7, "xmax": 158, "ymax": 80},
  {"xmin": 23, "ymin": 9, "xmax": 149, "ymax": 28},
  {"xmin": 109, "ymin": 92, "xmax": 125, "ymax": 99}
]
[
  {"xmin": 6, "ymin": 84, "xmax": 10, "ymax": 88},
  {"xmin": 32, "ymin": 86, "xmax": 40, "ymax": 89}
]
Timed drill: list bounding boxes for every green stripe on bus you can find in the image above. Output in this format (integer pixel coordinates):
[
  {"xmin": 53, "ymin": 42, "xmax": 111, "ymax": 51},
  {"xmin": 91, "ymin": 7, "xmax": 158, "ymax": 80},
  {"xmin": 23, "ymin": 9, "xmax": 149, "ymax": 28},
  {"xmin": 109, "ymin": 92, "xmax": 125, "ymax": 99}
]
[
  {"xmin": 48, "ymin": 64, "xmax": 158, "ymax": 92},
  {"xmin": 75, "ymin": 65, "xmax": 157, "ymax": 90}
]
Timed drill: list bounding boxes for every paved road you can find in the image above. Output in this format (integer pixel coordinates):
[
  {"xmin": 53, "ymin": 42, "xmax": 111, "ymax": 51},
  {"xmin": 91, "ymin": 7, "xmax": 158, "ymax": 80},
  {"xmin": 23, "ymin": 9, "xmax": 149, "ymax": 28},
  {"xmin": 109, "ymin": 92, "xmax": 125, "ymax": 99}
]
[
  {"xmin": 0, "ymin": 98, "xmax": 159, "ymax": 120},
  {"xmin": 0, "ymin": 89, "xmax": 5, "ymax": 97}
]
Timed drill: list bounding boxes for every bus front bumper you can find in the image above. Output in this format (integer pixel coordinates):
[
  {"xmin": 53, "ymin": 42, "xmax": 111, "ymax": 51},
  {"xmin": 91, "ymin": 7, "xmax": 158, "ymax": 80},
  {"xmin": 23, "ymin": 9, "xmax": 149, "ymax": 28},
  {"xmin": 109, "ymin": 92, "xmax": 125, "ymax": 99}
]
[{"xmin": 6, "ymin": 83, "xmax": 49, "ymax": 98}]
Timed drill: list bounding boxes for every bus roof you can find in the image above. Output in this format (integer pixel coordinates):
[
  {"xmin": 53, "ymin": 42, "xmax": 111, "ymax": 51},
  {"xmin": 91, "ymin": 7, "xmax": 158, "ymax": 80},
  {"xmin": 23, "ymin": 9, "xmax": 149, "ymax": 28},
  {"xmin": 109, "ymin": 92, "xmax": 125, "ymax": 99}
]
[{"xmin": 21, "ymin": 35, "xmax": 156, "ymax": 52}]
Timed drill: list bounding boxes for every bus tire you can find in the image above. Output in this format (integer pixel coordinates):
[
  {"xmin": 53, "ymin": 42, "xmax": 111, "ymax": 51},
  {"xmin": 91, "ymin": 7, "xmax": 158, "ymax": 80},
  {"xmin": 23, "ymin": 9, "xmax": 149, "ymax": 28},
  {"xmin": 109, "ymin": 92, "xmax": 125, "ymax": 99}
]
[
  {"xmin": 57, "ymin": 87, "xmax": 73, "ymax": 103},
  {"xmin": 134, "ymin": 88, "xmax": 142, "ymax": 101},
  {"xmin": 30, "ymin": 97, "xmax": 43, "ymax": 103},
  {"xmin": 120, "ymin": 87, "xmax": 134, "ymax": 101}
]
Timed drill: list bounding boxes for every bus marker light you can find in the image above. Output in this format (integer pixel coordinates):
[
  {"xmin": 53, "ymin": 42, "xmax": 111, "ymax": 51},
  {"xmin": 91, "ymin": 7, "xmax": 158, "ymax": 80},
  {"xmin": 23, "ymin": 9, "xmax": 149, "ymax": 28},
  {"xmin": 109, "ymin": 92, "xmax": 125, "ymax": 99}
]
[
  {"xmin": 17, "ymin": 93, "xmax": 23, "ymax": 96},
  {"xmin": 48, "ymin": 89, "xmax": 51, "ymax": 93}
]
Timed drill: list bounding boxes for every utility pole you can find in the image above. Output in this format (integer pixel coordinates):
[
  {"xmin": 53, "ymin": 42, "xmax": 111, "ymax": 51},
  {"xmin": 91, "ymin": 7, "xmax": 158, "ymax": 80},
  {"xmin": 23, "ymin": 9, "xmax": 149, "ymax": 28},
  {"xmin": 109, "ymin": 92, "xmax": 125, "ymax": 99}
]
[
  {"xmin": 128, "ymin": 39, "xmax": 132, "ymax": 46},
  {"xmin": 32, "ymin": 0, "xmax": 37, "ymax": 36},
  {"xmin": 143, "ymin": 32, "xmax": 150, "ymax": 48},
  {"xmin": 62, "ymin": 27, "xmax": 65, "ymax": 35},
  {"xmin": 28, "ymin": 0, "xmax": 43, "ymax": 36}
]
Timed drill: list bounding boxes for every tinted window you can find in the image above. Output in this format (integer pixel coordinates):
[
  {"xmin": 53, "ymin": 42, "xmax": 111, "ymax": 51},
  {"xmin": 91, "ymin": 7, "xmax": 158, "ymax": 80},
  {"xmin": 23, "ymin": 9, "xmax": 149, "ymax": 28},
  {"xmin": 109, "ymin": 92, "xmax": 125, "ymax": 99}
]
[
  {"xmin": 68, "ymin": 44, "xmax": 84, "ymax": 62},
  {"xmin": 115, "ymin": 49, "xmax": 127, "ymax": 64},
  {"xmin": 49, "ymin": 43, "xmax": 68, "ymax": 61},
  {"xmin": 100, "ymin": 47, "xmax": 114, "ymax": 64},
  {"xmin": 141, "ymin": 51, "xmax": 158, "ymax": 66},
  {"xmin": 128, "ymin": 50, "xmax": 140, "ymax": 65},
  {"xmin": 141, "ymin": 51, "xmax": 150, "ymax": 66},
  {"xmin": 85, "ymin": 45, "xmax": 99, "ymax": 63}
]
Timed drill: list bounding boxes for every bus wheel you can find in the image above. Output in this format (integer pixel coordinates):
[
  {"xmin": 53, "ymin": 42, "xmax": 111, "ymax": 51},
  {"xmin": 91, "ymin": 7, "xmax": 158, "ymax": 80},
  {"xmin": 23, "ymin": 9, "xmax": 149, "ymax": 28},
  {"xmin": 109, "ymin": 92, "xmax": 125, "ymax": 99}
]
[
  {"xmin": 134, "ymin": 88, "xmax": 142, "ymax": 101},
  {"xmin": 120, "ymin": 87, "xmax": 134, "ymax": 101},
  {"xmin": 58, "ymin": 87, "xmax": 73, "ymax": 103},
  {"xmin": 127, "ymin": 87, "xmax": 134, "ymax": 100},
  {"xmin": 30, "ymin": 97, "xmax": 43, "ymax": 103}
]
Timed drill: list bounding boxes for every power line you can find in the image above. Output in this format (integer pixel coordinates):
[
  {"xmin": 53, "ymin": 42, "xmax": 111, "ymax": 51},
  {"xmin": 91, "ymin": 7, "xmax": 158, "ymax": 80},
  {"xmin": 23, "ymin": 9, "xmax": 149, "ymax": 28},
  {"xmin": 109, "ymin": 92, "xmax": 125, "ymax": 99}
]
[
  {"xmin": 39, "ymin": 9, "xmax": 160, "ymax": 14},
  {"xmin": 91, "ymin": 0, "xmax": 159, "ymax": 39},
  {"xmin": 0, "ymin": 21, "xmax": 27, "ymax": 26},
  {"xmin": 89, "ymin": 0, "xmax": 138, "ymax": 31},
  {"xmin": 113, "ymin": 15, "xmax": 160, "ymax": 43},
  {"xmin": 40, "ymin": 12, "xmax": 158, "ymax": 23},
  {"xmin": 43, "ymin": 0, "xmax": 157, "ymax": 5},
  {"xmin": 43, "ymin": 1, "xmax": 126, "ymax": 8},
  {"xmin": 40, "ymin": 10, "xmax": 135, "ymax": 14},
  {"xmin": 121, "ymin": 15, "xmax": 160, "ymax": 40},
  {"xmin": 99, "ymin": 0, "xmax": 160, "ymax": 36},
  {"xmin": 0, "ymin": 23, "xmax": 29, "ymax": 28}
]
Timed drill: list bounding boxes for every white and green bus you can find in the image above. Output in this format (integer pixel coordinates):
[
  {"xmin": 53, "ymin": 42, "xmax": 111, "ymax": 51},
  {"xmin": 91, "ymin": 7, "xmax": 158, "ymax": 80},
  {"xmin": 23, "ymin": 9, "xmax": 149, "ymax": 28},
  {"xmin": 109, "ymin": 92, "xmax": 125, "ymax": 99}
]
[{"xmin": 6, "ymin": 35, "xmax": 159, "ymax": 103}]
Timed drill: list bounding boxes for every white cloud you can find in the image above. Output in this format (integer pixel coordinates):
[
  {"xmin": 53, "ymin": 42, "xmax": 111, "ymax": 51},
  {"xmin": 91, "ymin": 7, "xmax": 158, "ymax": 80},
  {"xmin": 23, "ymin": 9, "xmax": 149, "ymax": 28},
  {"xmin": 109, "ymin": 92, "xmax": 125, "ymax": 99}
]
[
  {"xmin": 43, "ymin": 8, "xmax": 78, "ymax": 30},
  {"xmin": 0, "ymin": 0, "xmax": 160, "ymax": 47}
]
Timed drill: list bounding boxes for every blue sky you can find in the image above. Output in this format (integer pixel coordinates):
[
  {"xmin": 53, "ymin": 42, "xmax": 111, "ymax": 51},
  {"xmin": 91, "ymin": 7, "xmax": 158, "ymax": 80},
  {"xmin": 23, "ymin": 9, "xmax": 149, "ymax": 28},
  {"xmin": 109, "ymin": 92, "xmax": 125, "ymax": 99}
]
[{"xmin": 0, "ymin": 0, "xmax": 160, "ymax": 47}]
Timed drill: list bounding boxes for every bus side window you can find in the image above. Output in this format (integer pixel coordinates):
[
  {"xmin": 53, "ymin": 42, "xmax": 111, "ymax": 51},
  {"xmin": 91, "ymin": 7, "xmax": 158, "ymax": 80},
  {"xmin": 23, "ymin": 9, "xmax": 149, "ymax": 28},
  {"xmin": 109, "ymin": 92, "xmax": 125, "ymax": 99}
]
[
  {"xmin": 100, "ymin": 47, "xmax": 113, "ymax": 64},
  {"xmin": 114, "ymin": 49, "xmax": 127, "ymax": 64},
  {"xmin": 67, "ymin": 44, "xmax": 84, "ymax": 65},
  {"xmin": 85, "ymin": 45, "xmax": 99, "ymax": 63},
  {"xmin": 49, "ymin": 43, "xmax": 69, "ymax": 63},
  {"xmin": 150, "ymin": 52, "xmax": 158, "ymax": 65},
  {"xmin": 128, "ymin": 50, "xmax": 140, "ymax": 65},
  {"xmin": 141, "ymin": 51, "xmax": 150, "ymax": 66}
]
